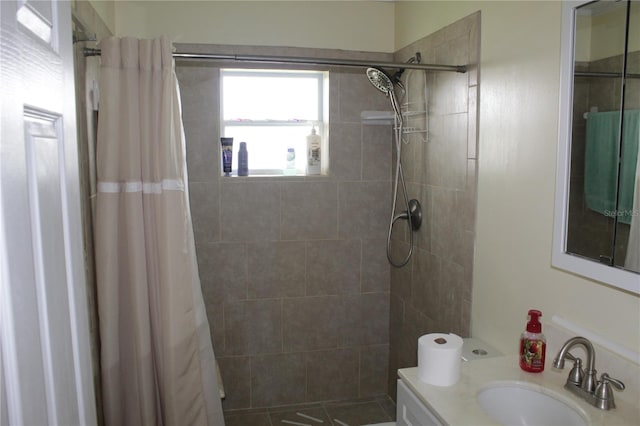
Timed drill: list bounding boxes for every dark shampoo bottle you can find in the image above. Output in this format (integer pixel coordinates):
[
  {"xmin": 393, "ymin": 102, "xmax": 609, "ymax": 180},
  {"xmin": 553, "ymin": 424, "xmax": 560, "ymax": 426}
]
[{"xmin": 220, "ymin": 137, "xmax": 233, "ymax": 176}]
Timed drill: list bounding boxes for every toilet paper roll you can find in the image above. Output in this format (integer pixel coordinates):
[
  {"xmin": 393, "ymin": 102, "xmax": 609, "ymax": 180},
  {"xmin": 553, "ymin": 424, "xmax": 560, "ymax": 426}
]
[{"xmin": 417, "ymin": 333, "xmax": 463, "ymax": 386}]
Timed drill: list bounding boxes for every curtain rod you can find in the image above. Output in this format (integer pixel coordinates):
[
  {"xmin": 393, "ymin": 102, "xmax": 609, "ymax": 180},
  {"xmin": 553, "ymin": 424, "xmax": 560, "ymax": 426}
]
[
  {"xmin": 83, "ymin": 48, "xmax": 467, "ymax": 73},
  {"xmin": 575, "ymin": 71, "xmax": 640, "ymax": 79}
]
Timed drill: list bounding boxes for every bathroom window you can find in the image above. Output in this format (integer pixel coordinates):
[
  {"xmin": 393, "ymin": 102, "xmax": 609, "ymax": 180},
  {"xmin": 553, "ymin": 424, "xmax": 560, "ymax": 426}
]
[{"xmin": 220, "ymin": 68, "xmax": 328, "ymax": 176}]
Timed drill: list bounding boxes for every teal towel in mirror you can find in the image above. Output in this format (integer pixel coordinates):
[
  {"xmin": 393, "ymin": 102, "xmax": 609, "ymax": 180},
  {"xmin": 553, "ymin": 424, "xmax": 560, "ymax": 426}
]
[{"xmin": 584, "ymin": 109, "xmax": 639, "ymax": 225}]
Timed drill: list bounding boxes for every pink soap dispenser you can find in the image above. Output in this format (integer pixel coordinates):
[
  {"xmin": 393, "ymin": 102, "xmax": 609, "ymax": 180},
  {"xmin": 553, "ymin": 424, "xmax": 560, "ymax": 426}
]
[{"xmin": 519, "ymin": 309, "xmax": 546, "ymax": 373}]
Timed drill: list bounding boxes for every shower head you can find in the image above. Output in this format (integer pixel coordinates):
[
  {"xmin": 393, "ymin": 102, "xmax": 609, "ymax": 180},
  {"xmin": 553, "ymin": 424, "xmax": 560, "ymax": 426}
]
[
  {"xmin": 366, "ymin": 67, "xmax": 395, "ymax": 95},
  {"xmin": 366, "ymin": 67, "xmax": 403, "ymax": 123},
  {"xmin": 366, "ymin": 53, "xmax": 421, "ymax": 95}
]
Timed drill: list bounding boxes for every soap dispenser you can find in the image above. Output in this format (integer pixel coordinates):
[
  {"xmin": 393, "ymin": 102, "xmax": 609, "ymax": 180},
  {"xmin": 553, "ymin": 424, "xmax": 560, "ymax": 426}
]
[{"xmin": 519, "ymin": 309, "xmax": 546, "ymax": 373}]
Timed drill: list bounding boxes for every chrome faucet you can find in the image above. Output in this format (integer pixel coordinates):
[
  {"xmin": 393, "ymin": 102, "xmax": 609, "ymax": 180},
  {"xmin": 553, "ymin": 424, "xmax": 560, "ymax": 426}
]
[
  {"xmin": 553, "ymin": 336, "xmax": 625, "ymax": 410},
  {"xmin": 553, "ymin": 336, "xmax": 598, "ymax": 393}
]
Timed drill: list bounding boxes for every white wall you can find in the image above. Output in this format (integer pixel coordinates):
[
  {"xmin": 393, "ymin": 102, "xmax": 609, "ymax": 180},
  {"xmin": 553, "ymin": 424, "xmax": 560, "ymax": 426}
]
[
  {"xmin": 396, "ymin": 0, "xmax": 640, "ymax": 358},
  {"xmin": 87, "ymin": 0, "xmax": 116, "ymax": 34},
  {"xmin": 105, "ymin": 0, "xmax": 395, "ymax": 53}
]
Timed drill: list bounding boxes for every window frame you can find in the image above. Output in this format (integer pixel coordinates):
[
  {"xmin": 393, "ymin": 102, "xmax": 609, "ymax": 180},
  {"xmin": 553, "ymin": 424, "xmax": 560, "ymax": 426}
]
[{"xmin": 220, "ymin": 68, "xmax": 328, "ymax": 176}]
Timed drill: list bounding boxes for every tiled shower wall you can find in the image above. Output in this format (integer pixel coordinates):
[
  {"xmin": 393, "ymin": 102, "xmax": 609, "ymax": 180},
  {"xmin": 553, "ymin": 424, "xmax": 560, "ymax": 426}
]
[
  {"xmin": 176, "ymin": 45, "xmax": 395, "ymax": 410},
  {"xmin": 387, "ymin": 12, "xmax": 480, "ymax": 398}
]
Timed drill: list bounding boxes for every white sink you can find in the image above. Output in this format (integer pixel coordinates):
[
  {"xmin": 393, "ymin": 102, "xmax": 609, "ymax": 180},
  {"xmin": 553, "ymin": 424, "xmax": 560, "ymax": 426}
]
[{"xmin": 477, "ymin": 381, "xmax": 588, "ymax": 426}]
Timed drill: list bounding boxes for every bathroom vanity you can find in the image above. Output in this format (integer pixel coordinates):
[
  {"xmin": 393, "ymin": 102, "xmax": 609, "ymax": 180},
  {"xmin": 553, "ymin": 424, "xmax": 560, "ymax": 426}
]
[
  {"xmin": 396, "ymin": 379, "xmax": 444, "ymax": 426},
  {"xmin": 396, "ymin": 355, "xmax": 639, "ymax": 426}
]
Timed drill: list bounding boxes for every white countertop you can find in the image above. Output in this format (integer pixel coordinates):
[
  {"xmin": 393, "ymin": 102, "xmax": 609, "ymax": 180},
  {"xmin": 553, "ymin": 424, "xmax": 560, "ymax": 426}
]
[{"xmin": 398, "ymin": 355, "xmax": 640, "ymax": 426}]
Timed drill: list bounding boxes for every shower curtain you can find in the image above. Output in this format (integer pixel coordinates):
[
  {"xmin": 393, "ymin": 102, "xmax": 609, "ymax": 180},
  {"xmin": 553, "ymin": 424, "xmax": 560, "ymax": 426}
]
[{"xmin": 95, "ymin": 37, "xmax": 224, "ymax": 426}]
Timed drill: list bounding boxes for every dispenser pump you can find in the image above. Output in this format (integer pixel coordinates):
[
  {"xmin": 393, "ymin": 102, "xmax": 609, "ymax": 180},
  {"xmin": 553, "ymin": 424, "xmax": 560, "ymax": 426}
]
[{"xmin": 526, "ymin": 309, "xmax": 542, "ymax": 333}]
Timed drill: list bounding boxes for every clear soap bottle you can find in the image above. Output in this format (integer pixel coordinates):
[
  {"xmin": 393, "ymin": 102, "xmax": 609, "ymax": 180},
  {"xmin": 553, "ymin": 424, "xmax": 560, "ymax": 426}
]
[
  {"xmin": 519, "ymin": 309, "xmax": 546, "ymax": 372},
  {"xmin": 284, "ymin": 147, "xmax": 296, "ymax": 175}
]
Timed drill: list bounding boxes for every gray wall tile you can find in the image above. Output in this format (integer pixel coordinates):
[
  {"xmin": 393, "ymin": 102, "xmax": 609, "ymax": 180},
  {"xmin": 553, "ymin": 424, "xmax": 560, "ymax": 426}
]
[
  {"xmin": 251, "ymin": 353, "xmax": 306, "ymax": 407},
  {"xmin": 220, "ymin": 181, "xmax": 281, "ymax": 241},
  {"xmin": 339, "ymin": 70, "xmax": 390, "ymax": 123},
  {"xmin": 176, "ymin": 66, "xmax": 219, "ymax": 125},
  {"xmin": 306, "ymin": 240, "xmax": 361, "ymax": 295},
  {"xmin": 330, "ymin": 122, "xmax": 363, "ymax": 180},
  {"xmin": 224, "ymin": 299, "xmax": 282, "ymax": 355},
  {"xmin": 197, "ymin": 242, "xmax": 247, "ymax": 302},
  {"xmin": 205, "ymin": 298, "xmax": 225, "ymax": 354},
  {"xmin": 183, "ymin": 119, "xmax": 220, "ymax": 183},
  {"xmin": 283, "ymin": 296, "xmax": 342, "ymax": 351},
  {"xmin": 280, "ymin": 182, "xmax": 338, "ymax": 240},
  {"xmin": 411, "ymin": 248, "xmax": 441, "ymax": 316},
  {"xmin": 218, "ymin": 356, "xmax": 251, "ymax": 410},
  {"xmin": 362, "ymin": 124, "xmax": 392, "ymax": 181},
  {"xmin": 247, "ymin": 241, "xmax": 306, "ymax": 298},
  {"xmin": 306, "ymin": 348, "xmax": 359, "ymax": 401},
  {"xmin": 426, "ymin": 112, "xmax": 468, "ymax": 190},
  {"xmin": 360, "ymin": 345, "xmax": 389, "ymax": 397},
  {"xmin": 341, "ymin": 293, "xmax": 390, "ymax": 346},
  {"xmin": 338, "ymin": 181, "xmax": 390, "ymax": 239},
  {"xmin": 361, "ymin": 239, "xmax": 390, "ymax": 293},
  {"xmin": 189, "ymin": 181, "xmax": 220, "ymax": 243},
  {"xmin": 430, "ymin": 187, "xmax": 462, "ymax": 260}
]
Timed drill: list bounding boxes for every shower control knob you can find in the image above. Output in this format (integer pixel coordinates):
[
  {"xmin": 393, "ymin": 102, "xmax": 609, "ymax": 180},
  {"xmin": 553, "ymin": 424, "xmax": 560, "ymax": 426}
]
[{"xmin": 408, "ymin": 199, "xmax": 422, "ymax": 231}]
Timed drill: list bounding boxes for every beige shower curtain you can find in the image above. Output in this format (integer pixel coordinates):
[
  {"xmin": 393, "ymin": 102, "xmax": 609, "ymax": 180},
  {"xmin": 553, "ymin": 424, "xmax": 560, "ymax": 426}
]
[{"xmin": 95, "ymin": 37, "xmax": 224, "ymax": 426}]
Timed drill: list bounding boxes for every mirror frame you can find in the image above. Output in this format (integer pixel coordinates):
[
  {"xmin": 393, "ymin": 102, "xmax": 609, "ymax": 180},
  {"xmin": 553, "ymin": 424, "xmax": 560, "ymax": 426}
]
[{"xmin": 552, "ymin": 0, "xmax": 639, "ymax": 295}]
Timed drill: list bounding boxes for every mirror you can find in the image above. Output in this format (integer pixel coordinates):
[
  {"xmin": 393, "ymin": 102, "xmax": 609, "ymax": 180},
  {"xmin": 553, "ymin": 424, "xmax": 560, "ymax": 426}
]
[{"xmin": 554, "ymin": 0, "xmax": 640, "ymax": 294}]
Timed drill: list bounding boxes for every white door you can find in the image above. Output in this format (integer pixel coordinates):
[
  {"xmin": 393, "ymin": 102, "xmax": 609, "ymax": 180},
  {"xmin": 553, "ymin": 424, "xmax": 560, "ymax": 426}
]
[{"xmin": 0, "ymin": 0, "xmax": 97, "ymax": 424}]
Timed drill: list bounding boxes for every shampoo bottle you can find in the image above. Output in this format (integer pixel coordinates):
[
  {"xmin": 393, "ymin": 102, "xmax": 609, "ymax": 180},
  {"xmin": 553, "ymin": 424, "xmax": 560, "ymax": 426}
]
[
  {"xmin": 519, "ymin": 309, "xmax": 546, "ymax": 373},
  {"xmin": 220, "ymin": 137, "xmax": 233, "ymax": 176},
  {"xmin": 238, "ymin": 142, "xmax": 248, "ymax": 176},
  {"xmin": 306, "ymin": 126, "xmax": 321, "ymax": 175}
]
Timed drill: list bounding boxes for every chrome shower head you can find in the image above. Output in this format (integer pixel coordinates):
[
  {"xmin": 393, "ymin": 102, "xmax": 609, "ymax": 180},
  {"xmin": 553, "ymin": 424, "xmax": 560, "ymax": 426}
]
[
  {"xmin": 366, "ymin": 67, "xmax": 403, "ymax": 123},
  {"xmin": 366, "ymin": 67, "xmax": 395, "ymax": 95},
  {"xmin": 366, "ymin": 53, "xmax": 421, "ymax": 95}
]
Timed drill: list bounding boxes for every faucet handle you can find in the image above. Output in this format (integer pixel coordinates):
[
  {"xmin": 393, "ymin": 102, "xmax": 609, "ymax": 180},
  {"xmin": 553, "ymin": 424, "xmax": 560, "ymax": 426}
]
[
  {"xmin": 564, "ymin": 351, "xmax": 577, "ymax": 362},
  {"xmin": 566, "ymin": 356, "xmax": 584, "ymax": 386},
  {"xmin": 594, "ymin": 373, "xmax": 625, "ymax": 410},
  {"xmin": 599, "ymin": 373, "xmax": 625, "ymax": 390},
  {"xmin": 553, "ymin": 350, "xmax": 578, "ymax": 370}
]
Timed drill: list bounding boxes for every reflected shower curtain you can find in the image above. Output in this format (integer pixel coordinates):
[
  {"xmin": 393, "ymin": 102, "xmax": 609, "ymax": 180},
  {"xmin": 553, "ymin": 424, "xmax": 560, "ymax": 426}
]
[{"xmin": 95, "ymin": 37, "xmax": 224, "ymax": 426}]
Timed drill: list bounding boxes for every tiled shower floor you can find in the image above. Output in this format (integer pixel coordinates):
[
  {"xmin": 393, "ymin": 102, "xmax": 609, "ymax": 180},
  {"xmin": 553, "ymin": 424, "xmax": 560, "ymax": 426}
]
[{"xmin": 224, "ymin": 395, "xmax": 396, "ymax": 426}]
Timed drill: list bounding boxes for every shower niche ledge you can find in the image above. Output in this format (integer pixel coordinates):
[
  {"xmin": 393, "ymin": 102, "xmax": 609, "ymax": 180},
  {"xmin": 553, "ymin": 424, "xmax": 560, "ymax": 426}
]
[{"xmin": 361, "ymin": 110, "xmax": 395, "ymax": 125}]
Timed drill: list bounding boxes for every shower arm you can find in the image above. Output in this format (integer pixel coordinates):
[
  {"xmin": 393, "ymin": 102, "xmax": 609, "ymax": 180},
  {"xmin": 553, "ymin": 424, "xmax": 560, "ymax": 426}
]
[{"xmin": 83, "ymin": 48, "xmax": 467, "ymax": 73}]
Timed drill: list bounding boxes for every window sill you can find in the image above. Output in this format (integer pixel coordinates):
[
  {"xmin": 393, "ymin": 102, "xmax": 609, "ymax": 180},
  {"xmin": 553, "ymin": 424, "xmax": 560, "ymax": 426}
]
[{"xmin": 220, "ymin": 173, "xmax": 328, "ymax": 180}]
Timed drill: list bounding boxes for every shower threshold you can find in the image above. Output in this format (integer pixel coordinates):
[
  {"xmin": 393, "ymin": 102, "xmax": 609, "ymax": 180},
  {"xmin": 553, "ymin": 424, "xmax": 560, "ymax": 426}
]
[{"xmin": 223, "ymin": 395, "xmax": 395, "ymax": 426}]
